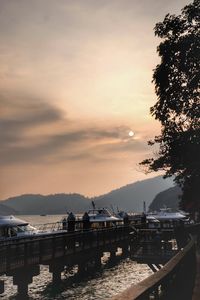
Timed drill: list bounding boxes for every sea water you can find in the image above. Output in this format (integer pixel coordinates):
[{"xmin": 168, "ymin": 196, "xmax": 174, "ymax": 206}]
[{"xmin": 0, "ymin": 215, "xmax": 153, "ymax": 299}]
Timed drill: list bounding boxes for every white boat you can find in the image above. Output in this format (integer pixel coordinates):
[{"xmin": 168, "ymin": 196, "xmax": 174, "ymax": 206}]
[
  {"xmin": 0, "ymin": 215, "xmax": 39, "ymax": 239},
  {"xmin": 145, "ymin": 208, "xmax": 191, "ymax": 229},
  {"xmin": 0, "ymin": 215, "xmax": 68, "ymax": 240},
  {"xmin": 88, "ymin": 208, "xmax": 120, "ymax": 222},
  {"xmin": 148, "ymin": 208, "xmax": 187, "ymax": 222},
  {"xmin": 86, "ymin": 208, "xmax": 123, "ymax": 228}
]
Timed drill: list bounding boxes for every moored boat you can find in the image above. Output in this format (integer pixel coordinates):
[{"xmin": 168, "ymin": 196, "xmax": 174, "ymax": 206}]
[
  {"xmin": 87, "ymin": 208, "xmax": 123, "ymax": 228},
  {"xmin": 0, "ymin": 215, "xmax": 39, "ymax": 239},
  {"xmin": 148, "ymin": 208, "xmax": 188, "ymax": 221}
]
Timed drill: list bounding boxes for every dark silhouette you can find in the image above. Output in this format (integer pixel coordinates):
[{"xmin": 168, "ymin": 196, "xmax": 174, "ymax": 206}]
[
  {"xmin": 1, "ymin": 176, "xmax": 173, "ymax": 214},
  {"xmin": 67, "ymin": 212, "xmax": 76, "ymax": 232},
  {"xmin": 141, "ymin": 212, "xmax": 146, "ymax": 227},
  {"xmin": 82, "ymin": 212, "xmax": 91, "ymax": 230},
  {"xmin": 140, "ymin": 0, "xmax": 200, "ymax": 214},
  {"xmin": 149, "ymin": 186, "xmax": 182, "ymax": 211},
  {"xmin": 123, "ymin": 212, "xmax": 130, "ymax": 226},
  {"xmin": 62, "ymin": 217, "xmax": 67, "ymax": 230}
]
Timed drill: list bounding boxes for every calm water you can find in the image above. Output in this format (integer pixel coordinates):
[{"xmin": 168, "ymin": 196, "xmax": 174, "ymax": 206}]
[{"xmin": 0, "ymin": 215, "xmax": 153, "ymax": 299}]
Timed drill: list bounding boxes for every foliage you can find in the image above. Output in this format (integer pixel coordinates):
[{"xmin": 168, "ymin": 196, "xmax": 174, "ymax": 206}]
[{"xmin": 141, "ymin": 0, "xmax": 200, "ymax": 211}]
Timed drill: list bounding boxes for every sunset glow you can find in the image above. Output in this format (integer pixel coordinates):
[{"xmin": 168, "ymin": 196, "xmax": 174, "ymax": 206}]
[{"xmin": 0, "ymin": 0, "xmax": 189, "ymax": 199}]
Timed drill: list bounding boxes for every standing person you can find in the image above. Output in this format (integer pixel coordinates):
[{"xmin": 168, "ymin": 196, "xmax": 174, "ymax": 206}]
[
  {"xmin": 62, "ymin": 217, "xmax": 67, "ymax": 230},
  {"xmin": 67, "ymin": 212, "xmax": 76, "ymax": 232},
  {"xmin": 141, "ymin": 212, "xmax": 147, "ymax": 228},
  {"xmin": 82, "ymin": 212, "xmax": 91, "ymax": 230},
  {"xmin": 154, "ymin": 230, "xmax": 162, "ymax": 253}
]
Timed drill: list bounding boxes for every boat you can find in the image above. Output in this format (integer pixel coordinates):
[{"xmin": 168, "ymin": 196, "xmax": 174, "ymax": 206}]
[
  {"xmin": 148, "ymin": 208, "xmax": 188, "ymax": 222},
  {"xmin": 0, "ymin": 215, "xmax": 69, "ymax": 240},
  {"xmin": 115, "ymin": 206, "xmax": 190, "ymax": 230},
  {"xmin": 0, "ymin": 215, "xmax": 39, "ymax": 239},
  {"xmin": 87, "ymin": 208, "xmax": 122, "ymax": 228},
  {"xmin": 146, "ymin": 208, "xmax": 191, "ymax": 229}
]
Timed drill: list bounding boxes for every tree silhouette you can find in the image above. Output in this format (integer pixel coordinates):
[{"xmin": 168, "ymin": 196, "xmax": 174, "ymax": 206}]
[{"xmin": 140, "ymin": 0, "xmax": 200, "ymax": 213}]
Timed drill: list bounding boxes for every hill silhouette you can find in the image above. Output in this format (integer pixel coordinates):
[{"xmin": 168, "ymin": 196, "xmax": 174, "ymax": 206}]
[
  {"xmin": 2, "ymin": 194, "xmax": 90, "ymax": 215},
  {"xmin": 0, "ymin": 203, "xmax": 18, "ymax": 215},
  {"xmin": 1, "ymin": 176, "xmax": 174, "ymax": 214},
  {"xmin": 93, "ymin": 176, "xmax": 173, "ymax": 212},
  {"xmin": 149, "ymin": 186, "xmax": 182, "ymax": 211}
]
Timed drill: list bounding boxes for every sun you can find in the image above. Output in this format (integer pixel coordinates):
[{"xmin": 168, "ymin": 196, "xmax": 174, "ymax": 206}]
[{"xmin": 128, "ymin": 130, "xmax": 134, "ymax": 137}]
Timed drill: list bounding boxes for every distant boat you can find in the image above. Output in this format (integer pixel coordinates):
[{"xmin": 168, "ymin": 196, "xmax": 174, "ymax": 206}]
[{"xmin": 40, "ymin": 214, "xmax": 47, "ymax": 216}]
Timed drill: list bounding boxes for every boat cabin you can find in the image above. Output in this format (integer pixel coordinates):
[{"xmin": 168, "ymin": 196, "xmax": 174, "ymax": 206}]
[
  {"xmin": 87, "ymin": 208, "xmax": 123, "ymax": 228},
  {"xmin": 0, "ymin": 215, "xmax": 38, "ymax": 239}
]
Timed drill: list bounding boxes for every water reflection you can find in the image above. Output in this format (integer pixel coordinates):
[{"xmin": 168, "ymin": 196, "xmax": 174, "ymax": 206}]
[{"xmin": 0, "ymin": 252, "xmax": 152, "ymax": 299}]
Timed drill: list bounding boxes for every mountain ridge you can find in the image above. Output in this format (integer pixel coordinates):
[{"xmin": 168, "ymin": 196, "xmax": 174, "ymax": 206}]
[
  {"xmin": 0, "ymin": 203, "xmax": 18, "ymax": 215},
  {"xmin": 93, "ymin": 176, "xmax": 174, "ymax": 211},
  {"xmin": 1, "ymin": 176, "xmax": 174, "ymax": 215}
]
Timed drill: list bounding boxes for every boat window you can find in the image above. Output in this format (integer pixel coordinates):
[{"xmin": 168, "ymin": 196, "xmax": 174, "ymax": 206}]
[
  {"xmin": 18, "ymin": 224, "xmax": 36, "ymax": 232},
  {"xmin": 8, "ymin": 227, "xmax": 17, "ymax": 237}
]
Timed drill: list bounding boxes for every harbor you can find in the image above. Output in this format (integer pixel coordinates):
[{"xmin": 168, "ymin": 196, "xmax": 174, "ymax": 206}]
[
  {"xmin": 0, "ymin": 212, "xmax": 199, "ymax": 299},
  {"xmin": 1, "ymin": 0, "xmax": 199, "ymax": 299}
]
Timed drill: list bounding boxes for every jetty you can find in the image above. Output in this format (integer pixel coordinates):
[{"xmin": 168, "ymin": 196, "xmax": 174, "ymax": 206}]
[
  {"xmin": 0, "ymin": 219, "xmax": 199, "ymax": 299},
  {"xmin": 0, "ymin": 223, "xmax": 131, "ymax": 298}
]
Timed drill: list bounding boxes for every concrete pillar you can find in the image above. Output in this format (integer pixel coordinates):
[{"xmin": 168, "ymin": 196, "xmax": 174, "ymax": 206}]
[
  {"xmin": 12, "ymin": 266, "xmax": 40, "ymax": 299},
  {"xmin": 49, "ymin": 263, "xmax": 64, "ymax": 284},
  {"xmin": 109, "ymin": 250, "xmax": 117, "ymax": 265},
  {"xmin": 16, "ymin": 281, "xmax": 29, "ymax": 299},
  {"xmin": 0, "ymin": 280, "xmax": 4, "ymax": 294},
  {"xmin": 122, "ymin": 243, "xmax": 129, "ymax": 255},
  {"xmin": 52, "ymin": 269, "xmax": 61, "ymax": 283},
  {"xmin": 94, "ymin": 254, "xmax": 102, "ymax": 269},
  {"xmin": 129, "ymin": 241, "xmax": 135, "ymax": 254},
  {"xmin": 78, "ymin": 262, "xmax": 87, "ymax": 275}
]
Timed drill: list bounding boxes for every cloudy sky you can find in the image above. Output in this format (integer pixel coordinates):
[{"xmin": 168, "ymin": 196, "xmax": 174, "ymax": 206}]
[{"xmin": 0, "ymin": 0, "xmax": 189, "ymax": 199}]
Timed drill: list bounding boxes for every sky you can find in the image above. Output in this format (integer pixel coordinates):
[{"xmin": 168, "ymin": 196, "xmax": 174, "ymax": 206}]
[{"xmin": 0, "ymin": 0, "xmax": 190, "ymax": 199}]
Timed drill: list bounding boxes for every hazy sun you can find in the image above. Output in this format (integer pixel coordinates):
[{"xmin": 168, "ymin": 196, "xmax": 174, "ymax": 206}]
[{"xmin": 128, "ymin": 130, "xmax": 134, "ymax": 137}]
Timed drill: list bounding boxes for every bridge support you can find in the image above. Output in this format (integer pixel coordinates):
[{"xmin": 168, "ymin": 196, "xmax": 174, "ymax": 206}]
[
  {"xmin": 122, "ymin": 243, "xmax": 129, "ymax": 255},
  {"xmin": 12, "ymin": 265, "xmax": 40, "ymax": 299},
  {"xmin": 109, "ymin": 249, "xmax": 117, "ymax": 265},
  {"xmin": 49, "ymin": 263, "xmax": 64, "ymax": 284},
  {"xmin": 94, "ymin": 254, "xmax": 102, "ymax": 269},
  {"xmin": 0, "ymin": 280, "xmax": 4, "ymax": 294},
  {"xmin": 0, "ymin": 225, "xmax": 132, "ymax": 298},
  {"xmin": 78, "ymin": 261, "xmax": 88, "ymax": 274}
]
